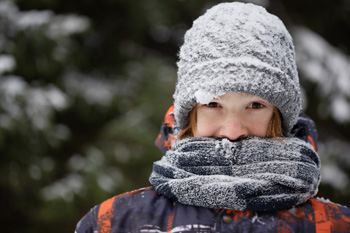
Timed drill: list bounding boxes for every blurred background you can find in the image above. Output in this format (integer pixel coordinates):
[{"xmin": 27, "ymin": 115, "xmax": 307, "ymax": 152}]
[{"xmin": 0, "ymin": 0, "xmax": 349, "ymax": 232}]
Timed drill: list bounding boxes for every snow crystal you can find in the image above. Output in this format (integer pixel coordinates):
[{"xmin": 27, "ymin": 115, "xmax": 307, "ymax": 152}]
[
  {"xmin": 252, "ymin": 212, "xmax": 266, "ymax": 225},
  {"xmin": 215, "ymin": 140, "xmax": 221, "ymax": 150},
  {"xmin": 316, "ymin": 197, "xmax": 349, "ymax": 208},
  {"xmin": 194, "ymin": 89, "xmax": 219, "ymax": 104},
  {"xmin": 221, "ymin": 138, "xmax": 236, "ymax": 159}
]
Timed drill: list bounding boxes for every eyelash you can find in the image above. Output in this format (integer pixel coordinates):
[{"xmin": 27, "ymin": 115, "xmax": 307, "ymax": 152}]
[
  {"xmin": 204, "ymin": 102, "xmax": 265, "ymax": 109},
  {"xmin": 248, "ymin": 102, "xmax": 264, "ymax": 109},
  {"xmin": 205, "ymin": 102, "xmax": 220, "ymax": 108}
]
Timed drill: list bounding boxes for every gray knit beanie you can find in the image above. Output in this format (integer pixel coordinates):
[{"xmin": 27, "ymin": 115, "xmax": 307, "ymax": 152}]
[{"xmin": 173, "ymin": 2, "xmax": 301, "ymax": 135}]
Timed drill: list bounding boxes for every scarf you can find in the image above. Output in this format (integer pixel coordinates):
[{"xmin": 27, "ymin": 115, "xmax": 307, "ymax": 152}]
[{"xmin": 149, "ymin": 137, "xmax": 321, "ymax": 211}]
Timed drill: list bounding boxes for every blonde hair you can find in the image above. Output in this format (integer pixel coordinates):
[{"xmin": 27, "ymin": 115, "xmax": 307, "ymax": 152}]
[{"xmin": 178, "ymin": 105, "xmax": 284, "ymax": 140}]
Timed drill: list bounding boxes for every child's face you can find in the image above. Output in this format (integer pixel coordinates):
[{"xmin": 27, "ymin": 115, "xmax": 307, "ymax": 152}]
[{"xmin": 194, "ymin": 92, "xmax": 274, "ymax": 140}]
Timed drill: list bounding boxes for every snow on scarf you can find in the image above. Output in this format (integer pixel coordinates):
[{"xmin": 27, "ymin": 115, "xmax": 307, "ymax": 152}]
[{"xmin": 149, "ymin": 137, "xmax": 321, "ymax": 211}]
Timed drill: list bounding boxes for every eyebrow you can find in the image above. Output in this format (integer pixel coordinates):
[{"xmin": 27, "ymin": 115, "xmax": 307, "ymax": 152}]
[
  {"xmin": 215, "ymin": 92, "xmax": 257, "ymax": 100},
  {"xmin": 241, "ymin": 93, "xmax": 267, "ymax": 101},
  {"xmin": 217, "ymin": 93, "xmax": 271, "ymax": 104},
  {"xmin": 241, "ymin": 93, "xmax": 254, "ymax": 98}
]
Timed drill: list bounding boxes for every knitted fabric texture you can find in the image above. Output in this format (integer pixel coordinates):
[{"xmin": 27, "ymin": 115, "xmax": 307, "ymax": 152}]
[
  {"xmin": 174, "ymin": 2, "xmax": 301, "ymax": 134},
  {"xmin": 149, "ymin": 137, "xmax": 321, "ymax": 211}
]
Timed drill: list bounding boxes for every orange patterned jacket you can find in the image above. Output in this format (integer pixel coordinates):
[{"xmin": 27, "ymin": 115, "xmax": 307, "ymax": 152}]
[{"xmin": 75, "ymin": 186, "xmax": 350, "ymax": 233}]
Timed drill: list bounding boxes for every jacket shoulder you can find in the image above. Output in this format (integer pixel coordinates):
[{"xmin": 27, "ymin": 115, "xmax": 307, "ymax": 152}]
[
  {"xmin": 75, "ymin": 187, "xmax": 159, "ymax": 233},
  {"xmin": 311, "ymin": 198, "xmax": 350, "ymax": 232},
  {"xmin": 276, "ymin": 198, "xmax": 350, "ymax": 233},
  {"xmin": 311, "ymin": 197, "xmax": 350, "ymax": 218}
]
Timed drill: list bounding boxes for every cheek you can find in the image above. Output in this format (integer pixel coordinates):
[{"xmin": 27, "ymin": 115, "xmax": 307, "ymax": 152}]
[
  {"xmin": 193, "ymin": 113, "xmax": 218, "ymax": 137},
  {"xmin": 248, "ymin": 123, "xmax": 269, "ymax": 137},
  {"xmin": 248, "ymin": 114, "xmax": 272, "ymax": 136}
]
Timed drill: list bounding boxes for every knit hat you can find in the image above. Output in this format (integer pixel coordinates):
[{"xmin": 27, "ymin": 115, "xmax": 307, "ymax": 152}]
[{"xmin": 173, "ymin": 2, "xmax": 301, "ymax": 135}]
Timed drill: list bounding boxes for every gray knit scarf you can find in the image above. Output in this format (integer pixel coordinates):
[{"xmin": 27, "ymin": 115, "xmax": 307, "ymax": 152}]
[{"xmin": 149, "ymin": 137, "xmax": 321, "ymax": 211}]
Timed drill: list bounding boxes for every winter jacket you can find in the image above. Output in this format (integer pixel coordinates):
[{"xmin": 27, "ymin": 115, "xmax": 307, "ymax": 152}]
[
  {"xmin": 75, "ymin": 186, "xmax": 350, "ymax": 233},
  {"xmin": 75, "ymin": 107, "xmax": 350, "ymax": 232}
]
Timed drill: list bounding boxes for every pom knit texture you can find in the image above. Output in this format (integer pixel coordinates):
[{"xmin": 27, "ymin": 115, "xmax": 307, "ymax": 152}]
[
  {"xmin": 150, "ymin": 137, "xmax": 321, "ymax": 211},
  {"xmin": 174, "ymin": 2, "xmax": 301, "ymax": 134}
]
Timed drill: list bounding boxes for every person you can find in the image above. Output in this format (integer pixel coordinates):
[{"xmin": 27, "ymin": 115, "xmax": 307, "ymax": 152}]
[{"xmin": 75, "ymin": 2, "xmax": 350, "ymax": 232}]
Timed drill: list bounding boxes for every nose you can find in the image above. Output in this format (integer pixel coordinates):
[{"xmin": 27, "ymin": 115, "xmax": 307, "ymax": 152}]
[{"xmin": 218, "ymin": 116, "xmax": 248, "ymax": 141}]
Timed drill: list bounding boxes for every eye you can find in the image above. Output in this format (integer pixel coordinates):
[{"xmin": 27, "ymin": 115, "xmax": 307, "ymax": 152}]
[
  {"xmin": 248, "ymin": 102, "xmax": 264, "ymax": 109},
  {"xmin": 205, "ymin": 102, "xmax": 220, "ymax": 108}
]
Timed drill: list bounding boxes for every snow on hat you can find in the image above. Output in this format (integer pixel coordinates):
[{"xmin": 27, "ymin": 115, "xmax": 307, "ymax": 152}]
[{"xmin": 173, "ymin": 2, "xmax": 301, "ymax": 135}]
